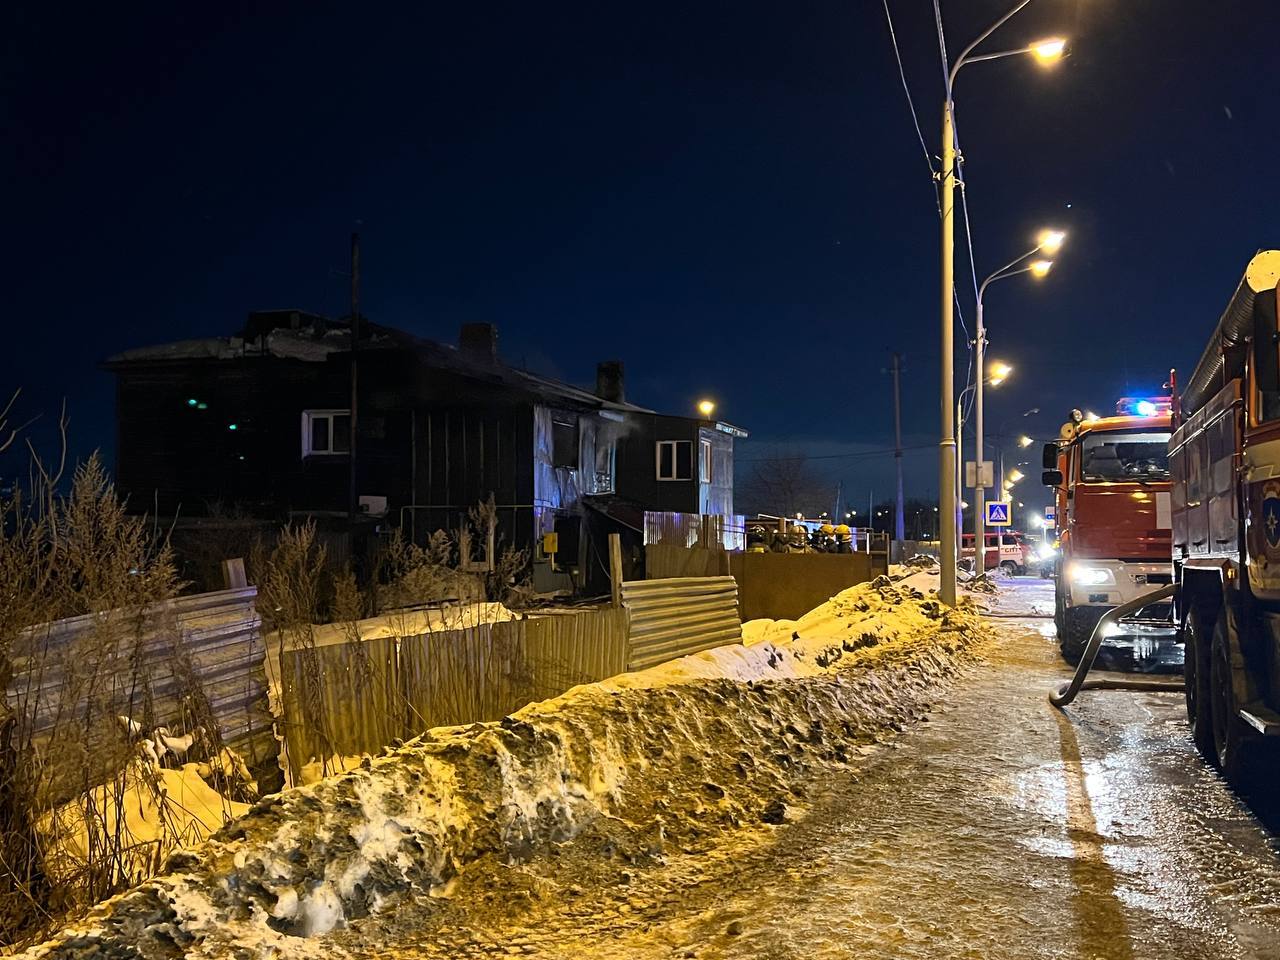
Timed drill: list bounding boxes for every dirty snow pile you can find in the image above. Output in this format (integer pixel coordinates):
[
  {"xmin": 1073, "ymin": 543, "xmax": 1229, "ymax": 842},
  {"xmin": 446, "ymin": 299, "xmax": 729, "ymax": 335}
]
[{"xmin": 24, "ymin": 572, "xmax": 987, "ymax": 959}]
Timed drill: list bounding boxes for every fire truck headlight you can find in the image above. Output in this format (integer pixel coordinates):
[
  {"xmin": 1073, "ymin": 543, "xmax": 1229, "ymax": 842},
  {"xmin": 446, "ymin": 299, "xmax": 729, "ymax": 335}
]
[
  {"xmin": 1069, "ymin": 564, "xmax": 1115, "ymax": 586},
  {"xmin": 1037, "ymin": 544, "xmax": 1059, "ymax": 562}
]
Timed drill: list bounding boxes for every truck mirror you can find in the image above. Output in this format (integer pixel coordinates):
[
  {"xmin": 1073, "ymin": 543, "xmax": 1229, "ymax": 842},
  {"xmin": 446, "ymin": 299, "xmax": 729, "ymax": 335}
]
[
  {"xmin": 1042, "ymin": 469, "xmax": 1063, "ymax": 486},
  {"xmin": 1041, "ymin": 442, "xmax": 1058, "ymax": 470}
]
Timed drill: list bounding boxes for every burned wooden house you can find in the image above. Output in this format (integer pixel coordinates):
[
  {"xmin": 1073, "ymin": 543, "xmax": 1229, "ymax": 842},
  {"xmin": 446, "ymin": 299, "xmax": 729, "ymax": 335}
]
[{"xmin": 105, "ymin": 311, "xmax": 746, "ymax": 593}]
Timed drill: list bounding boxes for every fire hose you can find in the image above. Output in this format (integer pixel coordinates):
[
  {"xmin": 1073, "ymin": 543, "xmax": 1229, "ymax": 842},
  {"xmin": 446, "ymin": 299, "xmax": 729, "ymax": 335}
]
[{"xmin": 1049, "ymin": 583, "xmax": 1183, "ymax": 708}]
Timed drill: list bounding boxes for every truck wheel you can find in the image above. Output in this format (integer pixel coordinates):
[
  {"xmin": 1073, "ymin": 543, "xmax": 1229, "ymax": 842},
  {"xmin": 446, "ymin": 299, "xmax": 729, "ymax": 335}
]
[
  {"xmin": 1059, "ymin": 606, "xmax": 1104, "ymax": 665},
  {"xmin": 1184, "ymin": 605, "xmax": 1215, "ymax": 762},
  {"xmin": 1209, "ymin": 612, "xmax": 1255, "ymax": 786},
  {"xmin": 1000, "ymin": 561, "xmax": 1018, "ymax": 577}
]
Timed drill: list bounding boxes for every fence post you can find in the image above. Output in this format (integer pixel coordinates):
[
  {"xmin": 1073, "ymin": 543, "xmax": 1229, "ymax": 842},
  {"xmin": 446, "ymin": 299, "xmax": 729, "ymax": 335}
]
[
  {"xmin": 609, "ymin": 533, "xmax": 624, "ymax": 607},
  {"xmin": 221, "ymin": 557, "xmax": 247, "ymax": 589}
]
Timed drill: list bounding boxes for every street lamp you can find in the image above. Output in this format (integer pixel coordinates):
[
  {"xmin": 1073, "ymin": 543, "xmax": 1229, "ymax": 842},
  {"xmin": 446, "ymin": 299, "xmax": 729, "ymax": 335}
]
[
  {"xmin": 697, "ymin": 399, "xmax": 716, "ymax": 418},
  {"xmin": 956, "ymin": 359, "xmax": 1011, "ymax": 545},
  {"xmin": 970, "ymin": 228, "xmax": 1065, "ymax": 579},
  {"xmin": 1018, "ymin": 435, "xmax": 1034, "ymax": 448},
  {"xmin": 938, "ymin": 4, "xmax": 1067, "ymax": 604}
]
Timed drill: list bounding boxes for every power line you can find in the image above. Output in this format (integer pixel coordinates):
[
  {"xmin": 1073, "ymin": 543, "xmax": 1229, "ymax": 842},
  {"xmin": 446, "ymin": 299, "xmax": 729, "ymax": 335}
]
[
  {"xmin": 881, "ymin": 0, "xmax": 936, "ymax": 184},
  {"xmin": 739, "ymin": 442, "xmax": 934, "ymax": 464}
]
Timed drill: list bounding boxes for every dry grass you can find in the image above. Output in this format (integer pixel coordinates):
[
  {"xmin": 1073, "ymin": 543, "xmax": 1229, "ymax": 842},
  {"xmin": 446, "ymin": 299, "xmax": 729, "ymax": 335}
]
[{"xmin": 0, "ymin": 453, "xmax": 250, "ymax": 946}]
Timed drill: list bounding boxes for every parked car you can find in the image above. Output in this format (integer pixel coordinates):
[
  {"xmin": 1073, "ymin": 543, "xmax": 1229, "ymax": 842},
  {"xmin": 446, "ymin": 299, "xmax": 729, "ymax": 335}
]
[{"xmin": 960, "ymin": 531, "xmax": 1034, "ymax": 575}]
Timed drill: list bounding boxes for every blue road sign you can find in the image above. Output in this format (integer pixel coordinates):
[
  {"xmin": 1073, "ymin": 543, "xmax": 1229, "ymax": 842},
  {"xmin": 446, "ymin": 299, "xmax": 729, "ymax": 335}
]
[{"xmin": 986, "ymin": 500, "xmax": 1012, "ymax": 526}]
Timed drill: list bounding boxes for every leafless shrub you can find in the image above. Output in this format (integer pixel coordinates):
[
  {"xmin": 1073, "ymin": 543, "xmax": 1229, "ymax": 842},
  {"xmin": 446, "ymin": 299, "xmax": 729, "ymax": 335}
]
[{"xmin": 0, "ymin": 447, "xmax": 206, "ymax": 946}]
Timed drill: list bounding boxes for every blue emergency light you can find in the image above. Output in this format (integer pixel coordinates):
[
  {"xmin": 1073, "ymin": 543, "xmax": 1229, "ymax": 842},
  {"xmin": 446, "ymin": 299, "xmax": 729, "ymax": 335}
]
[{"xmin": 1115, "ymin": 396, "xmax": 1171, "ymax": 417}]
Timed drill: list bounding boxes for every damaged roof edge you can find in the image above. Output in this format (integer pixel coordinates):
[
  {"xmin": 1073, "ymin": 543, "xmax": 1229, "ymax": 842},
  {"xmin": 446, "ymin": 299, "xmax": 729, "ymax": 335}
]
[{"xmin": 102, "ymin": 318, "xmax": 665, "ymax": 416}]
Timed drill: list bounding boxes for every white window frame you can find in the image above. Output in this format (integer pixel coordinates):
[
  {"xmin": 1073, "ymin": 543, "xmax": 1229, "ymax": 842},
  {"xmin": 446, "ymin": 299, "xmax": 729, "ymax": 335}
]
[
  {"xmin": 656, "ymin": 439, "xmax": 693, "ymax": 481},
  {"xmin": 699, "ymin": 438, "xmax": 713, "ymax": 483},
  {"xmin": 302, "ymin": 409, "xmax": 351, "ymax": 457}
]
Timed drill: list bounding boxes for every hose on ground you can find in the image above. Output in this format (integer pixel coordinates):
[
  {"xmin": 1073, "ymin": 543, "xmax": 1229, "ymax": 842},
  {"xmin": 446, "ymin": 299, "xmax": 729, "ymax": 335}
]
[{"xmin": 1049, "ymin": 583, "xmax": 1182, "ymax": 708}]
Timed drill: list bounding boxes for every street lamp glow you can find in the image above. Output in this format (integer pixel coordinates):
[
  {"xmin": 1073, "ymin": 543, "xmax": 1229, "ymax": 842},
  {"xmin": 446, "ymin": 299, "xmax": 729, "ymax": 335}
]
[
  {"xmin": 1029, "ymin": 259, "xmax": 1053, "ymax": 278},
  {"xmin": 1037, "ymin": 229, "xmax": 1066, "ymax": 254},
  {"xmin": 1018, "ymin": 435, "xmax": 1034, "ymax": 448},
  {"xmin": 988, "ymin": 361, "xmax": 1013, "ymax": 387},
  {"xmin": 1008, "ymin": 469, "xmax": 1025, "ymax": 484},
  {"xmin": 697, "ymin": 399, "xmax": 716, "ymax": 418},
  {"xmin": 1029, "ymin": 37, "xmax": 1067, "ymax": 64}
]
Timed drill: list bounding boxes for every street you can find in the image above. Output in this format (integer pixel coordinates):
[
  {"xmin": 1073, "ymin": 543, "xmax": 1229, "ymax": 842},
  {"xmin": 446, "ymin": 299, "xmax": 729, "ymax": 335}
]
[{"xmin": 346, "ymin": 579, "xmax": 1280, "ymax": 960}]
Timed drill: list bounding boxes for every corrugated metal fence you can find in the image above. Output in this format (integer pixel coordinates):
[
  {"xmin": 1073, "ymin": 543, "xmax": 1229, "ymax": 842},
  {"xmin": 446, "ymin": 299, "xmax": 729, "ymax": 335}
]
[
  {"xmin": 273, "ymin": 606, "xmax": 629, "ymax": 782},
  {"xmin": 620, "ymin": 576, "xmax": 742, "ymax": 671},
  {"xmin": 644, "ymin": 512, "xmax": 746, "ymax": 551},
  {"xmin": 8, "ymin": 588, "xmax": 274, "ymax": 802}
]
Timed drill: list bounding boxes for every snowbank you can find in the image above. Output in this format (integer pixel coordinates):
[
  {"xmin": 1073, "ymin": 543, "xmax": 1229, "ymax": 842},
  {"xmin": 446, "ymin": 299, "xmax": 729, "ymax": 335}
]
[{"xmin": 24, "ymin": 574, "xmax": 986, "ymax": 959}]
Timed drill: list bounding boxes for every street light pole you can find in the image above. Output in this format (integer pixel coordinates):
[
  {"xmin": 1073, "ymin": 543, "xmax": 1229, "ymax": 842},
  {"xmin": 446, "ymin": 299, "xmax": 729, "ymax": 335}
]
[
  {"xmin": 938, "ymin": 99, "xmax": 958, "ymax": 605},
  {"xmin": 935, "ymin": 1, "xmax": 1064, "ymax": 604},
  {"xmin": 972, "ymin": 238, "xmax": 1060, "ymax": 569}
]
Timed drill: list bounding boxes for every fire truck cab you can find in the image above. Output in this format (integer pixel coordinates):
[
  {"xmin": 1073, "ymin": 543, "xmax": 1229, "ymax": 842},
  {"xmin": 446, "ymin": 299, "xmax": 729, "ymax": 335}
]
[
  {"xmin": 1171, "ymin": 249, "xmax": 1280, "ymax": 785},
  {"xmin": 1043, "ymin": 400, "xmax": 1174, "ymax": 662}
]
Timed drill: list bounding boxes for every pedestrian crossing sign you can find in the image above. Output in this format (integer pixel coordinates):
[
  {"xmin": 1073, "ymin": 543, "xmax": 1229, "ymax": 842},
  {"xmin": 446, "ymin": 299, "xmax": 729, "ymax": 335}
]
[{"xmin": 986, "ymin": 500, "xmax": 1012, "ymax": 526}]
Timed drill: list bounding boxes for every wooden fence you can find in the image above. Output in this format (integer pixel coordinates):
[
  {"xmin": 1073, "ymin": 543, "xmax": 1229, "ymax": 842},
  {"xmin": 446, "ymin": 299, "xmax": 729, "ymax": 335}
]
[{"xmin": 272, "ymin": 606, "xmax": 629, "ymax": 783}]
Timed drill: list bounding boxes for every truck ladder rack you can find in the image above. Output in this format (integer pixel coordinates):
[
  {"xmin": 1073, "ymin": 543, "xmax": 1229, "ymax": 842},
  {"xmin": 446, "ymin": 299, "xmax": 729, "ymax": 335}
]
[{"xmin": 1049, "ymin": 583, "xmax": 1182, "ymax": 708}]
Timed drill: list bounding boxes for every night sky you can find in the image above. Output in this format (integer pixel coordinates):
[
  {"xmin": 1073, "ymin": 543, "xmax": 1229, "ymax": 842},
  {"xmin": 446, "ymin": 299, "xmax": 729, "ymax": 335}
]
[{"xmin": 5, "ymin": 1, "xmax": 1278, "ymax": 513}]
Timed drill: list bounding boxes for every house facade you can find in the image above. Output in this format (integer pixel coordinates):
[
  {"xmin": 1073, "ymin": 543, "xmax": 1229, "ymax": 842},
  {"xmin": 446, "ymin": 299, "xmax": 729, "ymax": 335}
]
[{"xmin": 105, "ymin": 311, "xmax": 745, "ymax": 592}]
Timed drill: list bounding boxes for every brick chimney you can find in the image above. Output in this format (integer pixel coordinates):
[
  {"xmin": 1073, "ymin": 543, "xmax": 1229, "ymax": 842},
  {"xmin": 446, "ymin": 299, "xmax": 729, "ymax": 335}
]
[
  {"xmin": 459, "ymin": 323, "xmax": 498, "ymax": 363},
  {"xmin": 596, "ymin": 360, "xmax": 625, "ymax": 403}
]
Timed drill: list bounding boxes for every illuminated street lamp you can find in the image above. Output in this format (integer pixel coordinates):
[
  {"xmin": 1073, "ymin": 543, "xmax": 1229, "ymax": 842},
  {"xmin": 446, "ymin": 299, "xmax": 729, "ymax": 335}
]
[
  {"xmin": 970, "ymin": 228, "xmax": 1065, "ymax": 571},
  {"xmin": 697, "ymin": 399, "xmax": 716, "ymax": 418},
  {"xmin": 1030, "ymin": 37, "xmax": 1067, "ymax": 63},
  {"xmin": 1018, "ymin": 435, "xmax": 1034, "ymax": 448},
  {"xmin": 956, "ymin": 360, "xmax": 1011, "ymax": 541},
  {"xmin": 937, "ymin": 6, "xmax": 1068, "ymax": 603}
]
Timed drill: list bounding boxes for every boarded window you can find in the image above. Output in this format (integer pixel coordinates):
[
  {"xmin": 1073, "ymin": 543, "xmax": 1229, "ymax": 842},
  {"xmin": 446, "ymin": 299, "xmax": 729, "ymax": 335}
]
[
  {"xmin": 552, "ymin": 419, "xmax": 579, "ymax": 469},
  {"xmin": 657, "ymin": 440, "xmax": 692, "ymax": 481}
]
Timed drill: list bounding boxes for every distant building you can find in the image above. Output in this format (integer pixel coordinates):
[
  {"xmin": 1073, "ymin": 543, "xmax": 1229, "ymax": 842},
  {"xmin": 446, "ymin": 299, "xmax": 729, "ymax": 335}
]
[{"xmin": 104, "ymin": 311, "xmax": 746, "ymax": 592}]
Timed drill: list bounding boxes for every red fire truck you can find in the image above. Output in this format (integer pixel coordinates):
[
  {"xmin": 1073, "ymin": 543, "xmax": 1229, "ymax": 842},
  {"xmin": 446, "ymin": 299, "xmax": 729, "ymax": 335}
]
[
  {"xmin": 1042, "ymin": 400, "xmax": 1174, "ymax": 663},
  {"xmin": 1169, "ymin": 249, "xmax": 1280, "ymax": 784}
]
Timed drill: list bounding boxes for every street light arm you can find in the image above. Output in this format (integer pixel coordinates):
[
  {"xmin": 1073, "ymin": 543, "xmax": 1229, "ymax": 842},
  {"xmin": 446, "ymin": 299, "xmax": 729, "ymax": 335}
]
[
  {"xmin": 979, "ymin": 244, "xmax": 1042, "ymax": 300},
  {"xmin": 948, "ymin": 0, "xmax": 1036, "ymax": 90}
]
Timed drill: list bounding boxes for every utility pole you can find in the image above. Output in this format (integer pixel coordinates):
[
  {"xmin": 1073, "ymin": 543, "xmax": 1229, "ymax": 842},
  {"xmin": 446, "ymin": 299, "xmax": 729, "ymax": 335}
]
[
  {"xmin": 349, "ymin": 232, "xmax": 360, "ymax": 527},
  {"xmin": 937, "ymin": 97, "xmax": 958, "ymax": 605},
  {"xmin": 891, "ymin": 352, "xmax": 906, "ymax": 543}
]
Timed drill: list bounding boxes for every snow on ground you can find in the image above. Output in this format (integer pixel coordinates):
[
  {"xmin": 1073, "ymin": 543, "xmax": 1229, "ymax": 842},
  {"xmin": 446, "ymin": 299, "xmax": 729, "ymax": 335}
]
[
  {"xmin": 39, "ymin": 763, "xmax": 250, "ymax": 888},
  {"xmin": 23, "ymin": 567, "xmax": 990, "ymax": 959}
]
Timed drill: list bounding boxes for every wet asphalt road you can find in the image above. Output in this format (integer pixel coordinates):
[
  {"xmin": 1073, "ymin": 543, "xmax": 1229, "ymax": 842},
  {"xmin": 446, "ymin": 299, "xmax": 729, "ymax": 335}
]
[{"xmin": 365, "ymin": 579, "xmax": 1280, "ymax": 959}]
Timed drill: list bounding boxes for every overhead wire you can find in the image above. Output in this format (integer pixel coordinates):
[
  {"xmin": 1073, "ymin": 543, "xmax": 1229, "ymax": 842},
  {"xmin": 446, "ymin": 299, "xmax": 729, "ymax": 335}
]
[{"xmin": 739, "ymin": 442, "xmax": 934, "ymax": 464}]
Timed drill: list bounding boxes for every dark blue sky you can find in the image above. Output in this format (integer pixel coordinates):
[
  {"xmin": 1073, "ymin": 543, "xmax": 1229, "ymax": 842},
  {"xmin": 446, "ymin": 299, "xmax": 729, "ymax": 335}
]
[{"xmin": 4, "ymin": 1, "xmax": 1277, "ymax": 509}]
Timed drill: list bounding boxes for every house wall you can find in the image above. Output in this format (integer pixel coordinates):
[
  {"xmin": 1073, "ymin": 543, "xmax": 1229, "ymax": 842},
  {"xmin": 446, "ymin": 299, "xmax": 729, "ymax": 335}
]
[
  {"xmin": 405, "ymin": 399, "xmax": 535, "ymax": 550},
  {"xmin": 615, "ymin": 413, "xmax": 701, "ymax": 514},
  {"xmin": 114, "ymin": 355, "xmax": 354, "ymax": 516}
]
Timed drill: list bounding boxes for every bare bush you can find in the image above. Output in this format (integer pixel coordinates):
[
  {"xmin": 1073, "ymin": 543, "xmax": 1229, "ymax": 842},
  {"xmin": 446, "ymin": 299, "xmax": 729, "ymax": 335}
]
[{"xmin": 0, "ymin": 453, "xmax": 199, "ymax": 945}]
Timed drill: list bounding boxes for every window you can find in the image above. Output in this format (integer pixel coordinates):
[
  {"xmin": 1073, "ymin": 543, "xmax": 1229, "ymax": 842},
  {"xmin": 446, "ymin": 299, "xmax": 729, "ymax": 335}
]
[
  {"xmin": 699, "ymin": 438, "xmax": 713, "ymax": 483},
  {"xmin": 552, "ymin": 419, "xmax": 579, "ymax": 469},
  {"xmin": 302, "ymin": 409, "xmax": 351, "ymax": 456},
  {"xmin": 1079, "ymin": 430, "xmax": 1170, "ymax": 481},
  {"xmin": 656, "ymin": 440, "xmax": 693, "ymax": 480}
]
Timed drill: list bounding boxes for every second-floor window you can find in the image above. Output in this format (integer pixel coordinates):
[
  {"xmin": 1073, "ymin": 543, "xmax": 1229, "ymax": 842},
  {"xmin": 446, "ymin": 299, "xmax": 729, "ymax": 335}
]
[
  {"xmin": 552, "ymin": 418, "xmax": 579, "ymax": 469},
  {"xmin": 699, "ymin": 438, "xmax": 713, "ymax": 483},
  {"xmin": 656, "ymin": 440, "xmax": 692, "ymax": 481},
  {"xmin": 303, "ymin": 409, "xmax": 351, "ymax": 456}
]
